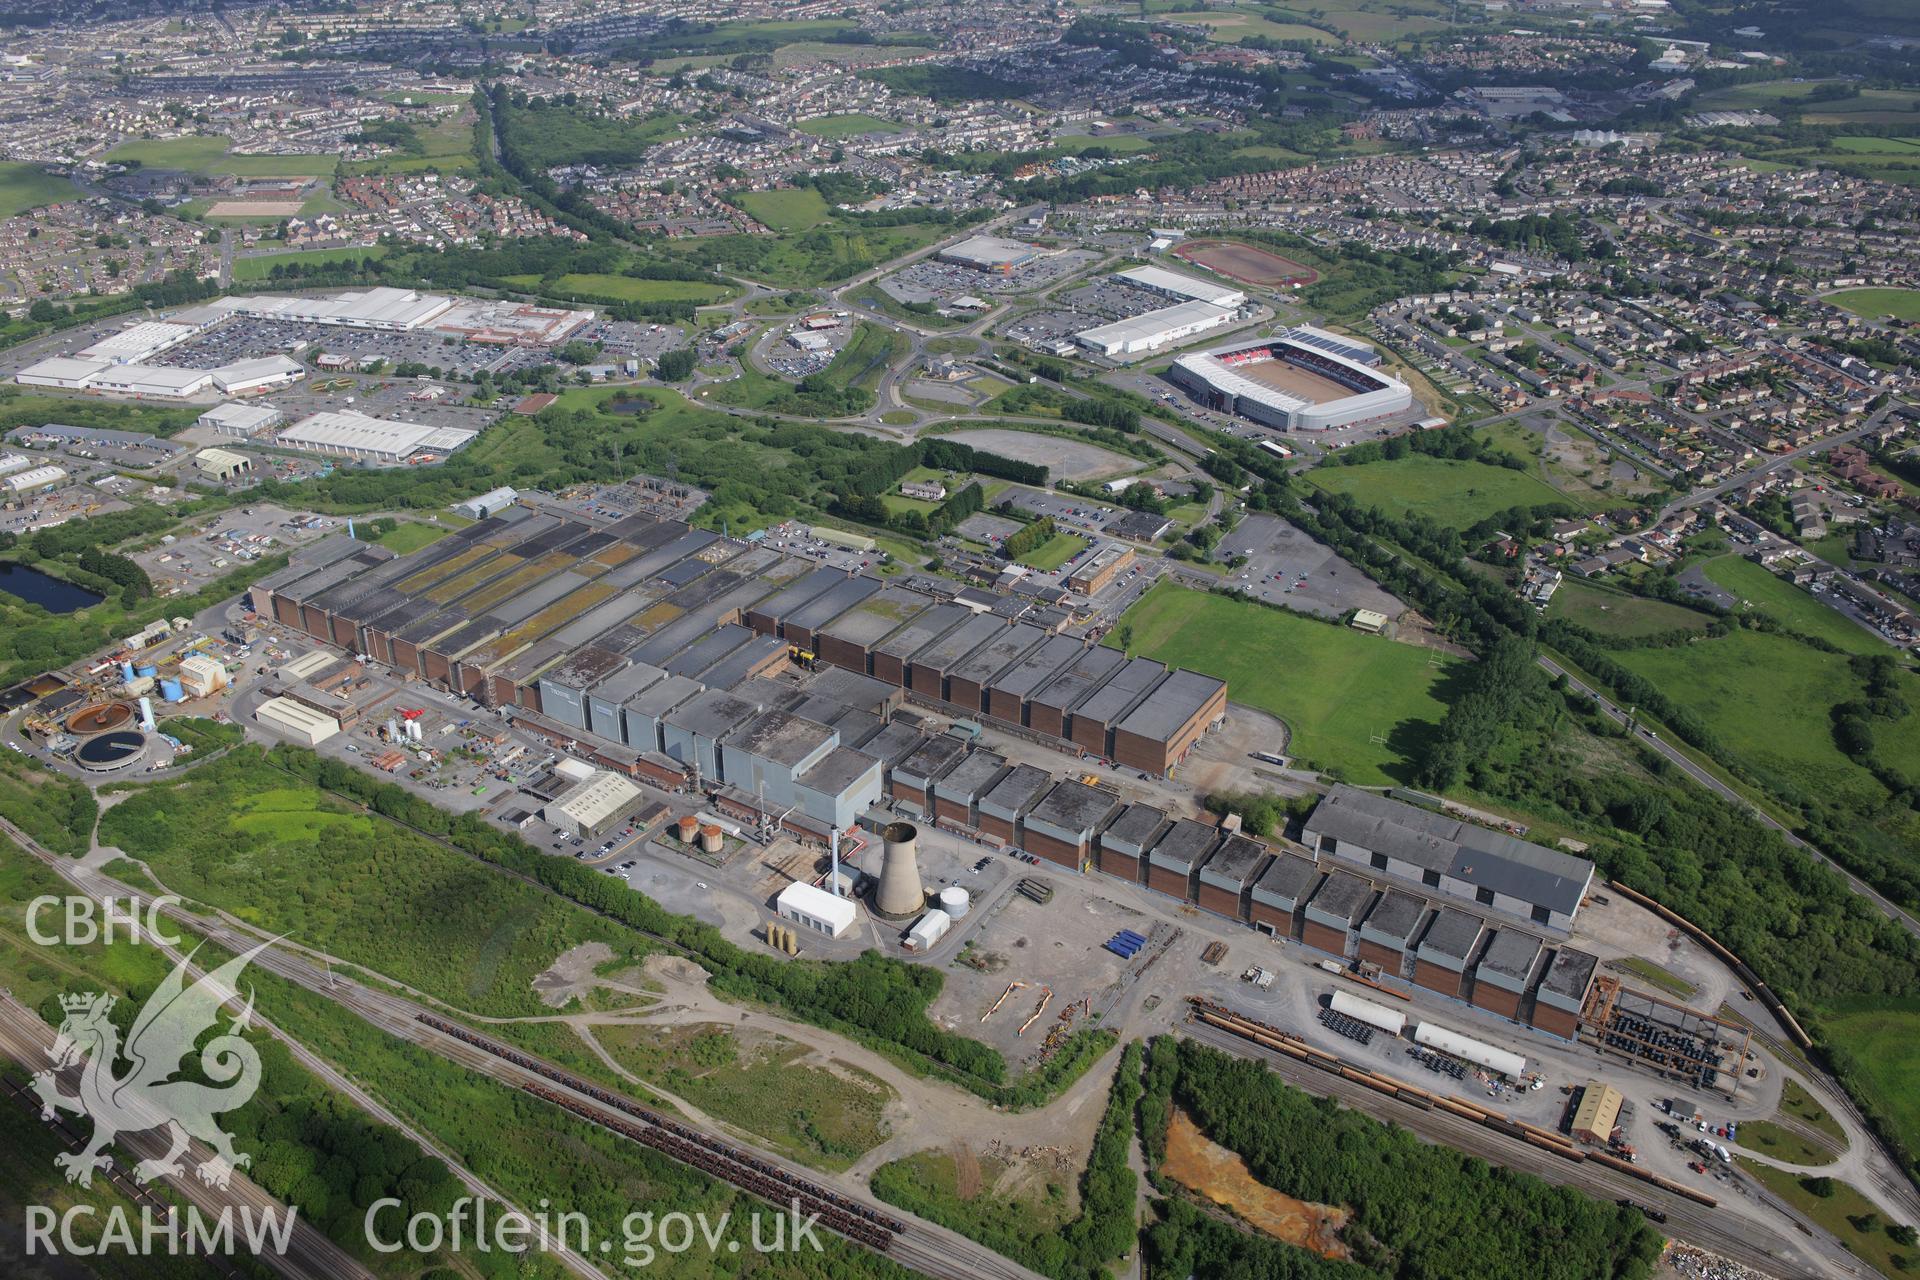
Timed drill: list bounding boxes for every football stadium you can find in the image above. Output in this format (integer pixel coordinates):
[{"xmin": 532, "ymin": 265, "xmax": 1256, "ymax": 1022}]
[{"xmin": 1169, "ymin": 326, "xmax": 1414, "ymax": 432}]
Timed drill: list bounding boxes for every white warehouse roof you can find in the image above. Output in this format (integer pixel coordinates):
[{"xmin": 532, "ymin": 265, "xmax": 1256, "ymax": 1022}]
[
  {"xmin": 1413, "ymin": 1022, "xmax": 1526, "ymax": 1078},
  {"xmin": 776, "ymin": 881, "xmax": 858, "ymax": 935},
  {"xmin": 211, "ymin": 354, "xmax": 303, "ymax": 392},
  {"xmin": 15, "ymin": 356, "xmax": 112, "ymax": 387},
  {"xmin": 1116, "ymin": 264, "xmax": 1246, "ymax": 308},
  {"xmin": 78, "ymin": 320, "xmax": 202, "ymax": 364},
  {"xmin": 3, "ymin": 464, "xmax": 66, "ymax": 491},
  {"xmin": 551, "ymin": 771, "xmax": 641, "ymax": 829},
  {"xmin": 277, "ymin": 410, "xmax": 476, "ymax": 461},
  {"xmin": 87, "ymin": 364, "xmax": 213, "ymax": 397},
  {"xmin": 1075, "ymin": 299, "xmax": 1235, "ymax": 357}
]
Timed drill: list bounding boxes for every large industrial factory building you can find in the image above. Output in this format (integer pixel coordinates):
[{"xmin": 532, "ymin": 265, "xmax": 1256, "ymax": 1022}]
[{"xmin": 253, "ymin": 507, "xmax": 1225, "ymax": 843}]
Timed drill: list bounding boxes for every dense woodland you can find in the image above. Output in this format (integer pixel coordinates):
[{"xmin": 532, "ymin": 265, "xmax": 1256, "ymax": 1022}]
[{"xmin": 1142, "ymin": 1038, "xmax": 1661, "ymax": 1280}]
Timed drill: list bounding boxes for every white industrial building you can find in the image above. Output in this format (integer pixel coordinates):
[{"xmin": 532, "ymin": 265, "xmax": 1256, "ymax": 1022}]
[
  {"xmin": 255, "ymin": 696, "xmax": 340, "ymax": 745},
  {"xmin": 0, "ymin": 453, "xmax": 31, "ymax": 478},
  {"xmin": 199, "ymin": 402, "xmax": 283, "ymax": 436},
  {"xmin": 211, "ymin": 354, "xmax": 305, "ymax": 395},
  {"xmin": 85, "ymin": 363, "xmax": 214, "ymax": 399},
  {"xmin": 544, "ymin": 770, "xmax": 642, "ymax": 840},
  {"xmin": 3, "ymin": 464, "xmax": 66, "ymax": 493},
  {"xmin": 206, "ymin": 286, "xmax": 454, "ymax": 331},
  {"xmin": 15, "ymin": 356, "xmax": 112, "ymax": 389},
  {"xmin": 1074, "ymin": 299, "xmax": 1236, "ymax": 358},
  {"xmin": 78, "ymin": 320, "xmax": 204, "ymax": 364},
  {"xmin": 454, "ymin": 486, "xmax": 519, "ymax": 520},
  {"xmin": 177, "ymin": 654, "xmax": 229, "ymax": 698},
  {"xmin": 1115, "ymin": 264, "xmax": 1247, "ymax": 309},
  {"xmin": 775, "ymin": 880, "xmax": 857, "ymax": 939},
  {"xmin": 194, "ymin": 447, "xmax": 253, "ymax": 481},
  {"xmin": 938, "ymin": 235, "xmax": 1044, "ymax": 273},
  {"xmin": 276, "ymin": 410, "xmax": 477, "ymax": 464}
]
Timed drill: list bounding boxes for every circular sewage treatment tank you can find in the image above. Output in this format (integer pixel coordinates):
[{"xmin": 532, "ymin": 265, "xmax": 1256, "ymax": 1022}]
[
  {"xmin": 73, "ymin": 730, "xmax": 148, "ymax": 772},
  {"xmin": 66, "ymin": 701, "xmax": 133, "ymax": 736}
]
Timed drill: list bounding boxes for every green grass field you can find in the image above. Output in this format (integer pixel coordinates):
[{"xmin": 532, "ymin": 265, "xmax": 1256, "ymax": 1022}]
[
  {"xmin": 373, "ymin": 521, "xmax": 450, "ymax": 554},
  {"xmin": 1016, "ymin": 530, "xmax": 1087, "ymax": 571},
  {"xmin": 106, "ymin": 136, "xmax": 339, "ymax": 178},
  {"xmin": 98, "ymin": 752, "xmax": 640, "ymax": 1018},
  {"xmin": 1612, "ymin": 627, "xmax": 1920, "ymax": 814},
  {"xmin": 499, "ymin": 272, "xmax": 730, "ymax": 304},
  {"xmin": 232, "ymin": 244, "xmax": 386, "ymax": 280},
  {"xmin": 1829, "ymin": 288, "xmax": 1920, "ymax": 323},
  {"xmin": 0, "ymin": 161, "xmax": 76, "ymax": 217},
  {"xmin": 1115, "ymin": 582, "xmax": 1458, "ymax": 783},
  {"xmin": 794, "ymin": 113, "xmax": 901, "ymax": 138},
  {"xmin": 1306, "ymin": 455, "xmax": 1568, "ymax": 528},
  {"xmin": 1546, "ymin": 580, "xmax": 1713, "ymax": 639},
  {"xmin": 671, "ymin": 219, "xmax": 953, "ymax": 288},
  {"xmin": 1734, "ymin": 1119, "xmax": 1838, "ymax": 1167},
  {"xmin": 1736, "ymin": 1159, "xmax": 1912, "ymax": 1277},
  {"xmin": 1160, "ymin": 9, "xmax": 1334, "ymax": 42},
  {"xmin": 1701, "ymin": 555, "xmax": 1885, "ymax": 655},
  {"xmin": 1824, "ymin": 997, "xmax": 1920, "ymax": 1169},
  {"xmin": 737, "ymin": 187, "xmax": 832, "ymax": 231}
]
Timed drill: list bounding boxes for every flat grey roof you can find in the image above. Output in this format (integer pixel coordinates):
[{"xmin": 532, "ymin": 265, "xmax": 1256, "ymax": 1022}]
[
  {"xmin": 1362, "ymin": 889, "xmax": 1428, "ymax": 944},
  {"xmin": 664, "ymin": 624, "xmax": 754, "ymax": 679},
  {"xmin": 726, "ymin": 709, "xmax": 836, "ymax": 768},
  {"xmin": 591, "ymin": 667, "xmax": 668, "ymax": 706},
  {"xmin": 744, "ymin": 565, "xmax": 841, "ymax": 621},
  {"xmin": 934, "ymin": 749, "xmax": 1007, "ymax": 801},
  {"xmin": 908, "ymin": 614, "xmax": 1008, "ymax": 676},
  {"xmin": 542, "ymin": 645, "xmax": 628, "ymax": 693},
  {"xmin": 1307, "ymin": 869, "xmax": 1374, "ymax": 925},
  {"xmin": 1026, "ymin": 779, "xmax": 1119, "ymax": 837},
  {"xmin": 1072, "ymin": 656, "xmax": 1166, "ymax": 727},
  {"xmin": 871, "ymin": 601, "xmax": 971, "ymax": 664},
  {"xmin": 988, "ymin": 634, "xmax": 1092, "ymax": 700},
  {"xmin": 805, "ymin": 666, "xmax": 900, "ymax": 715},
  {"xmin": 664, "ymin": 687, "xmax": 761, "ymax": 740},
  {"xmin": 1477, "ymin": 928, "xmax": 1545, "ymax": 982},
  {"xmin": 1114, "ymin": 667, "xmax": 1224, "ymax": 741},
  {"xmin": 796, "ymin": 746, "xmax": 879, "ymax": 798},
  {"xmin": 979, "ymin": 762, "xmax": 1052, "ymax": 815},
  {"xmin": 700, "ymin": 635, "xmax": 787, "ymax": 690},
  {"xmin": 1028, "ymin": 644, "xmax": 1126, "ymax": 713},
  {"xmin": 894, "ymin": 733, "xmax": 969, "ymax": 784},
  {"xmin": 1100, "ymin": 803, "xmax": 1168, "ymax": 853},
  {"xmin": 1419, "ymin": 907, "xmax": 1487, "ymax": 963},
  {"xmin": 1253, "ymin": 853, "xmax": 1320, "ymax": 908},
  {"xmin": 786, "ymin": 575, "xmax": 881, "ymax": 632},
  {"xmin": 1149, "ymin": 818, "xmax": 1219, "ymax": 871},
  {"xmin": 815, "ymin": 587, "xmax": 933, "ymax": 648},
  {"xmin": 859, "ymin": 719, "xmax": 927, "ymax": 767},
  {"xmin": 1200, "ymin": 834, "xmax": 1270, "ymax": 889},
  {"xmin": 1540, "ymin": 946, "xmax": 1599, "ymax": 1000},
  {"xmin": 625, "ymin": 673, "xmax": 702, "ymax": 717},
  {"xmin": 949, "ymin": 623, "xmax": 1048, "ymax": 687},
  {"xmin": 1309, "ymin": 785, "xmax": 1594, "ymax": 917}
]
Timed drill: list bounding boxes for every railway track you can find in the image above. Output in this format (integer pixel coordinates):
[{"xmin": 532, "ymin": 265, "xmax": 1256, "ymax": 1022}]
[
  {"xmin": 5, "ymin": 828, "xmax": 1044, "ymax": 1280},
  {"xmin": 1183, "ymin": 1006, "xmax": 1864, "ymax": 1280}
]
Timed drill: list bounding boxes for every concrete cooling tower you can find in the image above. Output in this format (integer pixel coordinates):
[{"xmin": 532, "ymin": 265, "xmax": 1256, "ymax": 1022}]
[{"xmin": 874, "ymin": 821, "xmax": 926, "ymax": 918}]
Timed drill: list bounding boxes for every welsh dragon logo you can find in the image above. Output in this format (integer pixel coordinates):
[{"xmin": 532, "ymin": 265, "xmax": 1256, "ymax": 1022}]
[{"xmin": 32, "ymin": 941, "xmax": 269, "ymax": 1190}]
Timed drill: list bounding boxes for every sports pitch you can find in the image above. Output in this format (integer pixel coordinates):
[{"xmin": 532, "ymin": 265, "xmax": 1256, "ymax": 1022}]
[{"xmin": 1173, "ymin": 239, "xmax": 1318, "ymax": 286}]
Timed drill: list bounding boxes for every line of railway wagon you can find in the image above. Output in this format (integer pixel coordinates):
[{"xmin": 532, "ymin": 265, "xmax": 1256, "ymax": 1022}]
[{"xmin": 1186, "ymin": 997, "xmax": 1716, "ymax": 1211}]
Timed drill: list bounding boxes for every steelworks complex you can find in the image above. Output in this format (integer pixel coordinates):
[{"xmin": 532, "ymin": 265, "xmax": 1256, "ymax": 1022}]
[
  {"xmin": 253, "ymin": 503, "xmax": 1604, "ymax": 1023},
  {"xmin": 253, "ymin": 504, "xmax": 1227, "ymax": 834}
]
